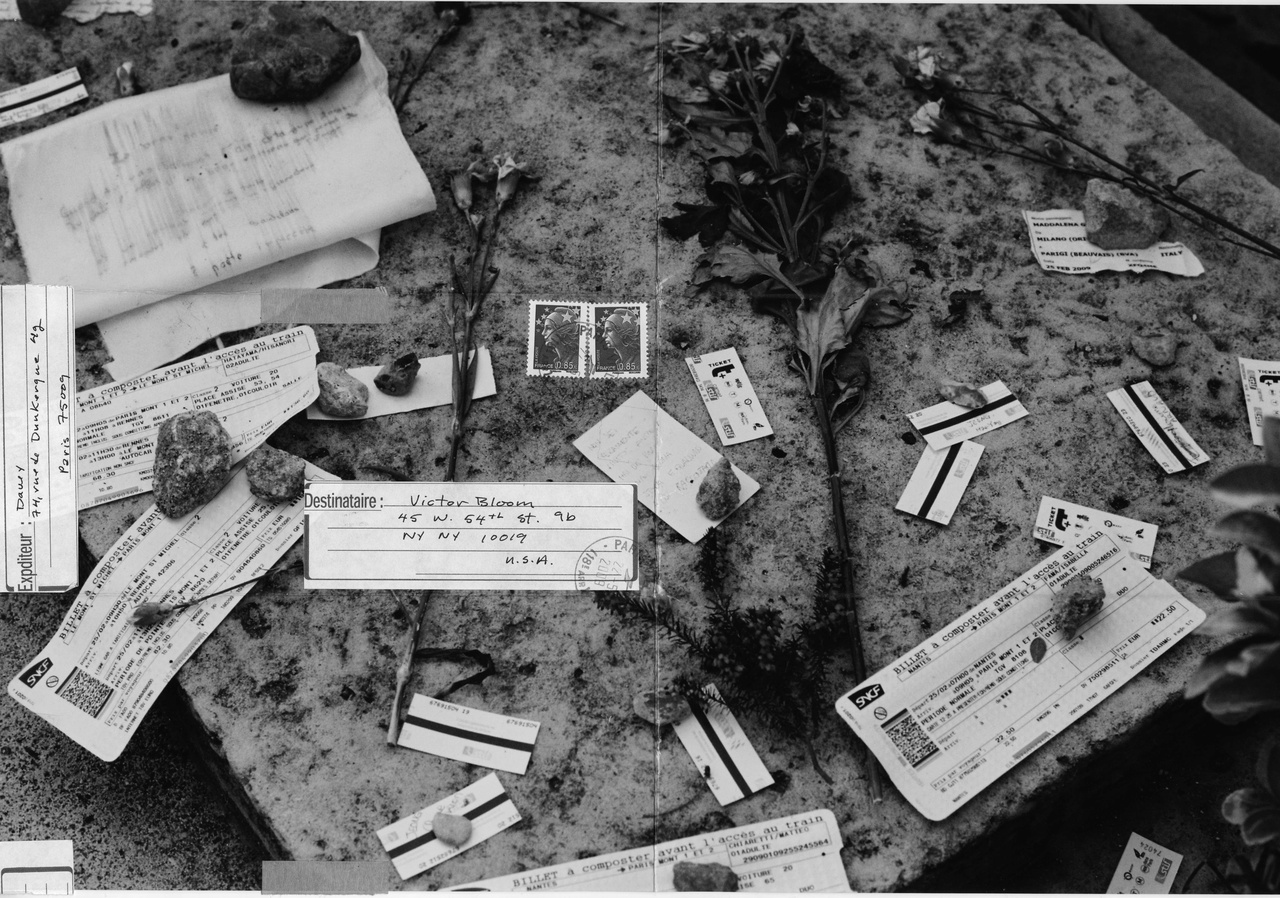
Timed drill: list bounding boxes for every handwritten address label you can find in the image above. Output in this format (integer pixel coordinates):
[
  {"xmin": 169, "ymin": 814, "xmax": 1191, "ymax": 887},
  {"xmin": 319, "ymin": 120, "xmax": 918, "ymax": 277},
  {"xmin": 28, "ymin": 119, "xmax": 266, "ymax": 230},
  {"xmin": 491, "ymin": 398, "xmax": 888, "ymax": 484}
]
[
  {"xmin": 303, "ymin": 482, "xmax": 638, "ymax": 591},
  {"xmin": 2, "ymin": 285, "xmax": 78, "ymax": 593}
]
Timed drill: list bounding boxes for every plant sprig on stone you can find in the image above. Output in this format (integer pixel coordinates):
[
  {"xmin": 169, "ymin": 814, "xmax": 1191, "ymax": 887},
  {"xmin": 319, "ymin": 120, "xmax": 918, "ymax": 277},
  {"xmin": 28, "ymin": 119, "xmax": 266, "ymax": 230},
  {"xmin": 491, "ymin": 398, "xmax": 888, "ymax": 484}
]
[{"xmin": 895, "ymin": 46, "xmax": 1280, "ymax": 263}]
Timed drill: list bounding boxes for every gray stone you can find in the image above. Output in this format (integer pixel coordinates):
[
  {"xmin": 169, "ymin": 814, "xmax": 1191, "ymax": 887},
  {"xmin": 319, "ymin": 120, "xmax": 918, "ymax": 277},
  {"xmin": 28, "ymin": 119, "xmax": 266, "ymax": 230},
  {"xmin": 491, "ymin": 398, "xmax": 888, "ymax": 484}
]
[
  {"xmin": 315, "ymin": 362, "xmax": 369, "ymax": 418},
  {"xmin": 246, "ymin": 444, "xmax": 305, "ymax": 502},
  {"xmin": 1083, "ymin": 178, "xmax": 1170, "ymax": 249},
  {"xmin": 16, "ymin": 0, "xmax": 72, "ymax": 27},
  {"xmin": 1053, "ymin": 577, "xmax": 1105, "ymax": 639},
  {"xmin": 230, "ymin": 4, "xmax": 361, "ymax": 103},
  {"xmin": 373, "ymin": 352, "xmax": 421, "ymax": 396},
  {"xmin": 152, "ymin": 411, "xmax": 234, "ymax": 518},
  {"xmin": 696, "ymin": 457, "xmax": 740, "ymax": 520},
  {"xmin": 633, "ymin": 688, "xmax": 691, "ymax": 727},
  {"xmin": 1131, "ymin": 331, "xmax": 1178, "ymax": 367},
  {"xmin": 431, "ymin": 811, "xmax": 472, "ymax": 848},
  {"xmin": 673, "ymin": 861, "xmax": 739, "ymax": 892}
]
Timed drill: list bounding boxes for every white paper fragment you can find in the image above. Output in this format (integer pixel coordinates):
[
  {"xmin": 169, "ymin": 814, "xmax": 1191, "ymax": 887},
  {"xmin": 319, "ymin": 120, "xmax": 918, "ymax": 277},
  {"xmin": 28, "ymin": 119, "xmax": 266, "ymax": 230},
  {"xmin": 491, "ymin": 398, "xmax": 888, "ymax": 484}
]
[
  {"xmin": 1105, "ymin": 832, "xmax": 1183, "ymax": 894},
  {"xmin": 673, "ymin": 684, "xmax": 774, "ymax": 806},
  {"xmin": 1034, "ymin": 496, "xmax": 1157, "ymax": 568},
  {"xmin": 896, "ymin": 441, "xmax": 983, "ymax": 526},
  {"xmin": 836, "ymin": 530, "xmax": 1204, "ymax": 821},
  {"xmin": 685, "ymin": 347, "xmax": 774, "ymax": 445},
  {"xmin": 1022, "ymin": 210, "xmax": 1203, "ymax": 277},
  {"xmin": 1106, "ymin": 381, "xmax": 1209, "ymax": 473},
  {"xmin": 1238, "ymin": 357, "xmax": 1280, "ymax": 447}
]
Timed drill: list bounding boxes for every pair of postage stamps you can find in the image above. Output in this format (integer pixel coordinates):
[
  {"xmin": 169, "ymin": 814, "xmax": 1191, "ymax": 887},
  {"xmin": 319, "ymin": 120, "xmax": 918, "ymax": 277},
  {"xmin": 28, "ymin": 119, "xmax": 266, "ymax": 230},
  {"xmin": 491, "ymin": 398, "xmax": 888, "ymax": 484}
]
[{"xmin": 527, "ymin": 301, "xmax": 649, "ymax": 378}]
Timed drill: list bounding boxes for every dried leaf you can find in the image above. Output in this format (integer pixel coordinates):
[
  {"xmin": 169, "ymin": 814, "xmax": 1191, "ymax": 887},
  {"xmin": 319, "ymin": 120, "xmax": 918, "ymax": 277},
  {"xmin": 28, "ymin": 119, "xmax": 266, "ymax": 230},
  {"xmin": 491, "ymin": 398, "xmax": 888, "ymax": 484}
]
[
  {"xmin": 797, "ymin": 282, "xmax": 848, "ymax": 394},
  {"xmin": 939, "ymin": 379, "xmax": 986, "ymax": 409},
  {"xmin": 665, "ymin": 98, "xmax": 751, "ymax": 128},
  {"xmin": 864, "ymin": 286, "xmax": 913, "ymax": 328},
  {"xmin": 708, "ymin": 245, "xmax": 805, "ymax": 301},
  {"xmin": 692, "ymin": 128, "xmax": 754, "ymax": 160},
  {"xmin": 940, "ymin": 283, "xmax": 981, "ymax": 328},
  {"xmin": 660, "ymin": 203, "xmax": 729, "ymax": 247}
]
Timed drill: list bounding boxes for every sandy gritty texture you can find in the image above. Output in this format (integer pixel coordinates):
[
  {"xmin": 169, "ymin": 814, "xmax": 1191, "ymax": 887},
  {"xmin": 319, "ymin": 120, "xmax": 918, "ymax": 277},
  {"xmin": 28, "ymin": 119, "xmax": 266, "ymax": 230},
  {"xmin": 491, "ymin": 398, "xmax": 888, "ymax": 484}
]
[{"xmin": 8, "ymin": 0, "xmax": 1280, "ymax": 891}]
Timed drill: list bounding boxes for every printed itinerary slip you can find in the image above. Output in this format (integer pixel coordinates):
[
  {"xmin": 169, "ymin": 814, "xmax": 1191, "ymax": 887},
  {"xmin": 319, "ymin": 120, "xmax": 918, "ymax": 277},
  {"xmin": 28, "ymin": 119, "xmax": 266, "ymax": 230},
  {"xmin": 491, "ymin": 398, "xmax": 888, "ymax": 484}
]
[
  {"xmin": 2, "ymin": 285, "xmax": 77, "ymax": 592},
  {"xmin": 836, "ymin": 530, "xmax": 1203, "ymax": 821},
  {"xmin": 1022, "ymin": 210, "xmax": 1203, "ymax": 277}
]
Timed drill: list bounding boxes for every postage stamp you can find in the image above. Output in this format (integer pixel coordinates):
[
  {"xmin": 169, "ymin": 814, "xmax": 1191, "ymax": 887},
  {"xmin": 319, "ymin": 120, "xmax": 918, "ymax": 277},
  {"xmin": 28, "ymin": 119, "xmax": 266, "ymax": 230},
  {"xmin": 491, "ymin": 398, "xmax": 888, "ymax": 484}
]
[
  {"xmin": 527, "ymin": 301, "xmax": 588, "ymax": 376},
  {"xmin": 587, "ymin": 302, "xmax": 648, "ymax": 379}
]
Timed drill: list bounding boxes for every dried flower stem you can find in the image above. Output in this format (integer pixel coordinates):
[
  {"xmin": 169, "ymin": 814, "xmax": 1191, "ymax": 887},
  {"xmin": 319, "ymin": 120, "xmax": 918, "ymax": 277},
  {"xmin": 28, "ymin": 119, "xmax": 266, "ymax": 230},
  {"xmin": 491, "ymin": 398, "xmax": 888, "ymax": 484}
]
[{"xmin": 386, "ymin": 591, "xmax": 429, "ymax": 746}]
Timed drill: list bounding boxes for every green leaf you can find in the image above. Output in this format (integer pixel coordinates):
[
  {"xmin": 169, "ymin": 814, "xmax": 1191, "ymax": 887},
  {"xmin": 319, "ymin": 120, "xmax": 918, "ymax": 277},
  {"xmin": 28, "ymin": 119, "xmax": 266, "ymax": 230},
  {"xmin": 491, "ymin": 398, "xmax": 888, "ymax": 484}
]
[
  {"xmin": 864, "ymin": 288, "xmax": 913, "ymax": 327},
  {"xmin": 710, "ymin": 245, "xmax": 805, "ymax": 300},
  {"xmin": 1202, "ymin": 658, "xmax": 1280, "ymax": 724},
  {"xmin": 665, "ymin": 99, "xmax": 752, "ymax": 128},
  {"xmin": 1198, "ymin": 600, "xmax": 1280, "ymax": 639},
  {"xmin": 796, "ymin": 271, "xmax": 853, "ymax": 395},
  {"xmin": 1212, "ymin": 465, "xmax": 1280, "ymax": 508},
  {"xmin": 1215, "ymin": 511, "xmax": 1280, "ymax": 563},
  {"xmin": 1179, "ymin": 550, "xmax": 1241, "ymax": 597}
]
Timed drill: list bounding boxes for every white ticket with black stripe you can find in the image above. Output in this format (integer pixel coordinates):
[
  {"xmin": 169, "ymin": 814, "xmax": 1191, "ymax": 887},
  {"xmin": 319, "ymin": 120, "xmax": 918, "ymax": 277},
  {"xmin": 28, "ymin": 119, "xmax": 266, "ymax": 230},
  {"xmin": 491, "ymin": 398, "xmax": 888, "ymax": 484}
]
[
  {"xmin": 0, "ymin": 69, "xmax": 87, "ymax": 128},
  {"xmin": 673, "ymin": 684, "xmax": 773, "ymax": 806},
  {"xmin": 377, "ymin": 773, "xmax": 521, "ymax": 880},
  {"xmin": 835, "ymin": 529, "xmax": 1204, "ymax": 821},
  {"xmin": 907, "ymin": 380, "xmax": 1029, "ymax": 450},
  {"xmin": 1106, "ymin": 381, "xmax": 1208, "ymax": 473},
  {"xmin": 398, "ymin": 694, "xmax": 540, "ymax": 775},
  {"xmin": 896, "ymin": 441, "xmax": 983, "ymax": 525}
]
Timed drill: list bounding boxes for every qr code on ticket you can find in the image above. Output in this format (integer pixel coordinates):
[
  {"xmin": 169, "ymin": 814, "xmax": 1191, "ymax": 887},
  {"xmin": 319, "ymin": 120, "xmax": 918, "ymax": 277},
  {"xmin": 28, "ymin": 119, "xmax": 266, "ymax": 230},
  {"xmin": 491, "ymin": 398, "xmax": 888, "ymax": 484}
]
[
  {"xmin": 54, "ymin": 666, "xmax": 114, "ymax": 719},
  {"xmin": 883, "ymin": 710, "xmax": 941, "ymax": 769}
]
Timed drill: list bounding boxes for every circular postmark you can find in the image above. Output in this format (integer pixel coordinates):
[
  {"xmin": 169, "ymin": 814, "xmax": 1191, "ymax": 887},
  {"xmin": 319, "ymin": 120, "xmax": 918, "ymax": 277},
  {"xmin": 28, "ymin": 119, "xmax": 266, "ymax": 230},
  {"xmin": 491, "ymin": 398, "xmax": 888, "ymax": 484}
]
[{"xmin": 575, "ymin": 536, "xmax": 637, "ymax": 591}]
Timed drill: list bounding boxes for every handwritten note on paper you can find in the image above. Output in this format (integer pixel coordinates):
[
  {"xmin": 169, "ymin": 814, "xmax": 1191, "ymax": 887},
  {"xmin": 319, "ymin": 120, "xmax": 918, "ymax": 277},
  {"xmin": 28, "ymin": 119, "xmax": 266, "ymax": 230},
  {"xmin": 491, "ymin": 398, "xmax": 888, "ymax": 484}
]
[
  {"xmin": 573, "ymin": 391, "xmax": 760, "ymax": 543},
  {"xmin": 0, "ymin": 34, "xmax": 435, "ymax": 328},
  {"xmin": 2, "ymin": 286, "xmax": 77, "ymax": 592},
  {"xmin": 304, "ymin": 481, "xmax": 637, "ymax": 591},
  {"xmin": 307, "ymin": 348, "xmax": 496, "ymax": 421},
  {"xmin": 8, "ymin": 458, "xmax": 335, "ymax": 762},
  {"xmin": 1023, "ymin": 210, "xmax": 1204, "ymax": 277},
  {"xmin": 76, "ymin": 327, "xmax": 319, "ymax": 511}
]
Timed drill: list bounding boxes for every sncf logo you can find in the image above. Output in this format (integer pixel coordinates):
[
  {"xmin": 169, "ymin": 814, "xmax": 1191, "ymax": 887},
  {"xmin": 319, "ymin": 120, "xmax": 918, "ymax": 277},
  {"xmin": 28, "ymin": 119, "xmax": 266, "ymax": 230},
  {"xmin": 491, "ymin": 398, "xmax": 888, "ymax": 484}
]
[
  {"xmin": 848, "ymin": 682, "xmax": 885, "ymax": 711},
  {"xmin": 18, "ymin": 657, "xmax": 52, "ymax": 689}
]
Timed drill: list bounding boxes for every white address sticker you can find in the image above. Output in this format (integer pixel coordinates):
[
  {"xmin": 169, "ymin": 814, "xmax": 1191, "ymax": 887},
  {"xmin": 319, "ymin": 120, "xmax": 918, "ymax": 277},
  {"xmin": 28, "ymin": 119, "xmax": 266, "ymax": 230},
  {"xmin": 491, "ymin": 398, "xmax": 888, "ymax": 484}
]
[
  {"xmin": 1035, "ymin": 496, "xmax": 1157, "ymax": 569},
  {"xmin": 835, "ymin": 530, "xmax": 1204, "ymax": 821},
  {"xmin": 399, "ymin": 694, "xmax": 540, "ymax": 775},
  {"xmin": 685, "ymin": 347, "xmax": 773, "ymax": 445},
  {"xmin": 1106, "ymin": 832, "xmax": 1183, "ymax": 894},
  {"xmin": 303, "ymin": 481, "xmax": 638, "ymax": 591},
  {"xmin": 907, "ymin": 380, "xmax": 1028, "ymax": 450},
  {"xmin": 896, "ymin": 441, "xmax": 983, "ymax": 525},
  {"xmin": 673, "ymin": 684, "xmax": 774, "ymax": 806},
  {"xmin": 0, "ymin": 840, "xmax": 73, "ymax": 895},
  {"xmin": 1107, "ymin": 381, "xmax": 1208, "ymax": 473},
  {"xmin": 377, "ymin": 773, "xmax": 521, "ymax": 881}
]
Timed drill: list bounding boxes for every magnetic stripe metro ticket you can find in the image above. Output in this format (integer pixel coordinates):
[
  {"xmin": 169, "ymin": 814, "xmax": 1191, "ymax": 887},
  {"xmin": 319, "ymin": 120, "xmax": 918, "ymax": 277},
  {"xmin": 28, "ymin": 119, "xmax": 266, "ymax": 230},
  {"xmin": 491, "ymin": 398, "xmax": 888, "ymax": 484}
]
[
  {"xmin": 377, "ymin": 773, "xmax": 521, "ymax": 881},
  {"xmin": 907, "ymin": 380, "xmax": 1028, "ymax": 449},
  {"xmin": 0, "ymin": 69, "xmax": 87, "ymax": 128},
  {"xmin": 685, "ymin": 347, "xmax": 774, "ymax": 445},
  {"xmin": 896, "ymin": 441, "xmax": 983, "ymax": 525},
  {"xmin": 0, "ymin": 840, "xmax": 73, "ymax": 896},
  {"xmin": 1106, "ymin": 381, "xmax": 1208, "ymax": 473},
  {"xmin": 398, "ymin": 694, "xmax": 540, "ymax": 775},
  {"xmin": 1034, "ymin": 496, "xmax": 1157, "ymax": 568},
  {"xmin": 673, "ymin": 684, "xmax": 774, "ymax": 806}
]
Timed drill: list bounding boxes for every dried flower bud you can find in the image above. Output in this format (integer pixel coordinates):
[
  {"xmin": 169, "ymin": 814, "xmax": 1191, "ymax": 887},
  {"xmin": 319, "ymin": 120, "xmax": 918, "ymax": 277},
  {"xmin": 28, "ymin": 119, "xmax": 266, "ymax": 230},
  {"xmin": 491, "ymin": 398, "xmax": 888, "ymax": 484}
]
[
  {"xmin": 116, "ymin": 61, "xmax": 139, "ymax": 97},
  {"xmin": 707, "ymin": 69, "xmax": 730, "ymax": 93},
  {"xmin": 451, "ymin": 170, "xmax": 474, "ymax": 212},
  {"xmin": 493, "ymin": 153, "xmax": 531, "ymax": 210},
  {"xmin": 910, "ymin": 101, "xmax": 944, "ymax": 136},
  {"xmin": 130, "ymin": 602, "xmax": 173, "ymax": 627}
]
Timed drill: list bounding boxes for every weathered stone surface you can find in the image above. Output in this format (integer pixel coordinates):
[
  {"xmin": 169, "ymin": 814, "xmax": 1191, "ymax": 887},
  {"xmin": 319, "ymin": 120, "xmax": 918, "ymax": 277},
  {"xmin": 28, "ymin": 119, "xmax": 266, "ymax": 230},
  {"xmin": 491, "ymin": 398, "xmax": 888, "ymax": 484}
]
[
  {"xmin": 152, "ymin": 411, "xmax": 233, "ymax": 518},
  {"xmin": 246, "ymin": 444, "xmax": 305, "ymax": 502},
  {"xmin": 1053, "ymin": 577, "xmax": 1106, "ymax": 639},
  {"xmin": 373, "ymin": 352, "xmax": 421, "ymax": 396},
  {"xmin": 315, "ymin": 362, "xmax": 369, "ymax": 418},
  {"xmin": 230, "ymin": 4, "xmax": 360, "ymax": 102},
  {"xmin": 1084, "ymin": 178, "xmax": 1171, "ymax": 249},
  {"xmin": 1131, "ymin": 331, "xmax": 1179, "ymax": 367},
  {"xmin": 15, "ymin": 0, "xmax": 71, "ymax": 28},
  {"xmin": 431, "ymin": 812, "xmax": 471, "ymax": 848},
  {"xmin": 632, "ymin": 688, "xmax": 691, "ymax": 727},
  {"xmin": 673, "ymin": 861, "xmax": 739, "ymax": 892},
  {"xmin": 696, "ymin": 457, "xmax": 740, "ymax": 520}
]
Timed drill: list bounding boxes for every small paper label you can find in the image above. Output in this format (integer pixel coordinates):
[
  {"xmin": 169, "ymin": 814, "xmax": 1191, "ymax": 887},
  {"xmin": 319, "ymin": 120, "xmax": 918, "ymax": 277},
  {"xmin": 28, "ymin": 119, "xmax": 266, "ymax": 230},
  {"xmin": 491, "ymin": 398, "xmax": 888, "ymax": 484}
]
[
  {"xmin": 0, "ymin": 69, "xmax": 87, "ymax": 128},
  {"xmin": 2, "ymin": 285, "xmax": 78, "ymax": 592},
  {"xmin": 1023, "ymin": 210, "xmax": 1204, "ymax": 277},
  {"xmin": 1107, "ymin": 381, "xmax": 1208, "ymax": 473},
  {"xmin": 908, "ymin": 380, "xmax": 1028, "ymax": 450},
  {"xmin": 685, "ymin": 348, "xmax": 773, "ymax": 445},
  {"xmin": 1106, "ymin": 832, "xmax": 1183, "ymax": 894},
  {"xmin": 1238, "ymin": 357, "xmax": 1280, "ymax": 447},
  {"xmin": 896, "ymin": 441, "xmax": 983, "ymax": 525},
  {"xmin": 1035, "ymin": 496, "xmax": 1157, "ymax": 569},
  {"xmin": 0, "ymin": 840, "xmax": 73, "ymax": 895},
  {"xmin": 377, "ymin": 773, "xmax": 521, "ymax": 881},
  {"xmin": 307, "ymin": 348, "xmax": 495, "ymax": 421},
  {"xmin": 445, "ymin": 809, "xmax": 850, "ymax": 892},
  {"xmin": 75, "ymin": 326, "xmax": 319, "ymax": 510},
  {"xmin": 673, "ymin": 685, "xmax": 774, "ymax": 806},
  {"xmin": 398, "ymin": 694, "xmax": 540, "ymax": 775},
  {"xmin": 574, "ymin": 390, "xmax": 760, "ymax": 543},
  {"xmin": 303, "ymin": 481, "xmax": 637, "ymax": 591}
]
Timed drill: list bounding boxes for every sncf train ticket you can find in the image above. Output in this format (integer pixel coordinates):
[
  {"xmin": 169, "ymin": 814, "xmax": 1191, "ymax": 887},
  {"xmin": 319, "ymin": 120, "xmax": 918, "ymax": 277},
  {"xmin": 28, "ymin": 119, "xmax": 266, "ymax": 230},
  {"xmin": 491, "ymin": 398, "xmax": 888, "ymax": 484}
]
[
  {"xmin": 907, "ymin": 381, "xmax": 1028, "ymax": 450},
  {"xmin": 445, "ymin": 809, "xmax": 850, "ymax": 892},
  {"xmin": 835, "ymin": 530, "xmax": 1203, "ymax": 821}
]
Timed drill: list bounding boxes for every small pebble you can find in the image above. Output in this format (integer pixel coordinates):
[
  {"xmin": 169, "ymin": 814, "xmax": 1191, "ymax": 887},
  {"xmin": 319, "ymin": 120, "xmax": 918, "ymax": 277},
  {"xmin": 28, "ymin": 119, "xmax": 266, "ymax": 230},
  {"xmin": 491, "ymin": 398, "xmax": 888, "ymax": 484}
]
[
  {"xmin": 633, "ymin": 688, "xmax": 691, "ymax": 727},
  {"xmin": 116, "ymin": 61, "xmax": 140, "ymax": 96},
  {"xmin": 152, "ymin": 411, "xmax": 234, "ymax": 517},
  {"xmin": 673, "ymin": 860, "xmax": 739, "ymax": 892},
  {"xmin": 432, "ymin": 811, "xmax": 472, "ymax": 848},
  {"xmin": 1083, "ymin": 178, "xmax": 1169, "ymax": 250},
  {"xmin": 315, "ymin": 362, "xmax": 369, "ymax": 417},
  {"xmin": 1131, "ymin": 331, "xmax": 1178, "ymax": 367},
  {"xmin": 230, "ymin": 4, "xmax": 361, "ymax": 102},
  {"xmin": 696, "ymin": 457, "xmax": 740, "ymax": 520},
  {"xmin": 939, "ymin": 379, "xmax": 986, "ymax": 409},
  {"xmin": 373, "ymin": 352, "xmax": 421, "ymax": 396},
  {"xmin": 246, "ymin": 444, "xmax": 305, "ymax": 502},
  {"xmin": 16, "ymin": 0, "xmax": 72, "ymax": 27}
]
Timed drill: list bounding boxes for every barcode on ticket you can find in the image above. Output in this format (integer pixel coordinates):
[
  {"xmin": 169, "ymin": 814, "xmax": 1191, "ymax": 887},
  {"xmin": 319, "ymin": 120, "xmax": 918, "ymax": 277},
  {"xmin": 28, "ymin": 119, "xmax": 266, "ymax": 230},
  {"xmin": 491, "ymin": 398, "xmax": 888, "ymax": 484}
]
[
  {"xmin": 882, "ymin": 710, "xmax": 941, "ymax": 769},
  {"xmin": 54, "ymin": 666, "xmax": 114, "ymax": 719}
]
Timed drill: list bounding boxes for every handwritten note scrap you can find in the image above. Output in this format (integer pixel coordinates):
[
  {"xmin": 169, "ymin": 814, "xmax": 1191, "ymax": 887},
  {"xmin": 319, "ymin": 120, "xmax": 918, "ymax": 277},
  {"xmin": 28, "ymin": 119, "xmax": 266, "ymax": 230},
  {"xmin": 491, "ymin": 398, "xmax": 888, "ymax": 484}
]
[
  {"xmin": 573, "ymin": 390, "xmax": 759, "ymax": 542},
  {"xmin": 1, "ymin": 34, "xmax": 435, "ymax": 327},
  {"xmin": 2, "ymin": 285, "xmax": 77, "ymax": 592}
]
